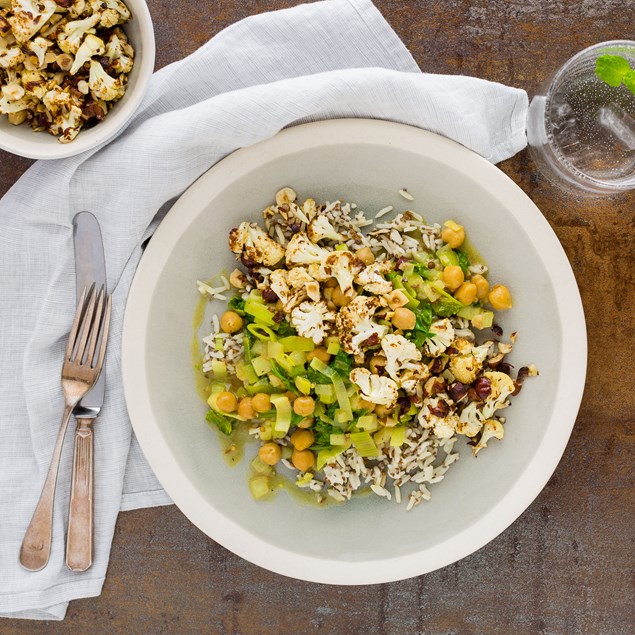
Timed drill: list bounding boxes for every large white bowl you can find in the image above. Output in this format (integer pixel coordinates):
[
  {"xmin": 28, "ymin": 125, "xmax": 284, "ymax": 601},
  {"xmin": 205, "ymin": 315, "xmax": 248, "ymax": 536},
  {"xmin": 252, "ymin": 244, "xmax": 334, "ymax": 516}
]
[
  {"xmin": 0, "ymin": 0, "xmax": 155, "ymax": 160},
  {"xmin": 122, "ymin": 119, "xmax": 587, "ymax": 584}
]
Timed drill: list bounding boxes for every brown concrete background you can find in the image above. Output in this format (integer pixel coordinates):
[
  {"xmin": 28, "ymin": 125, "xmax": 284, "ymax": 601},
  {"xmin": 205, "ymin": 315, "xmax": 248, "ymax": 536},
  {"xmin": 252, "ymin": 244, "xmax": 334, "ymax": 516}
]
[{"xmin": 2, "ymin": 1, "xmax": 634, "ymax": 634}]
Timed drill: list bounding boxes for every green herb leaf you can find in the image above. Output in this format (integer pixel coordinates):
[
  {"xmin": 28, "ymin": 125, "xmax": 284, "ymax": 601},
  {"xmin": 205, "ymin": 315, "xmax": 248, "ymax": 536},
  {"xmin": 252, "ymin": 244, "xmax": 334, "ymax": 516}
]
[
  {"xmin": 623, "ymin": 69, "xmax": 635, "ymax": 94},
  {"xmin": 596, "ymin": 54, "xmax": 631, "ymax": 87},
  {"xmin": 269, "ymin": 360, "xmax": 298, "ymax": 393},
  {"xmin": 306, "ymin": 366, "xmax": 332, "ymax": 385},
  {"xmin": 206, "ymin": 409, "xmax": 233, "ymax": 435},
  {"xmin": 274, "ymin": 319, "xmax": 296, "ymax": 337},
  {"xmin": 331, "ymin": 349, "xmax": 353, "ymax": 379},
  {"xmin": 406, "ymin": 302, "xmax": 434, "ymax": 347},
  {"xmin": 412, "ymin": 262, "xmax": 439, "ymax": 280},
  {"xmin": 227, "ymin": 295, "xmax": 246, "ymax": 315},
  {"xmin": 455, "ymin": 250, "xmax": 471, "ymax": 276}
]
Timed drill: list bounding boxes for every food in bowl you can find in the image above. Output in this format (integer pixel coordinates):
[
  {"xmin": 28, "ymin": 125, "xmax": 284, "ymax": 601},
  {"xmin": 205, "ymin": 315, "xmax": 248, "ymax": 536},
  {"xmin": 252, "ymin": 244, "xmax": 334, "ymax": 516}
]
[
  {"xmin": 0, "ymin": 0, "xmax": 134, "ymax": 143},
  {"xmin": 196, "ymin": 187, "xmax": 537, "ymax": 509}
]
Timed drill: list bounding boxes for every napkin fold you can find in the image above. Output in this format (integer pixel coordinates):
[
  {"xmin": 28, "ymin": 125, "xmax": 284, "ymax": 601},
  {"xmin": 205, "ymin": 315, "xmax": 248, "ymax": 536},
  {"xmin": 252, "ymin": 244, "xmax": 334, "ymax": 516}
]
[{"xmin": 0, "ymin": 0, "xmax": 528, "ymax": 620}]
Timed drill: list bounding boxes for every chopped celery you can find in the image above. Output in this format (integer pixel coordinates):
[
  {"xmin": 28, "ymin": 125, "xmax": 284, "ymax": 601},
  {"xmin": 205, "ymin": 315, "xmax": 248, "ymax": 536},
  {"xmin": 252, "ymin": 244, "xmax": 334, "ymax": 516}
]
[
  {"xmin": 326, "ymin": 337, "xmax": 341, "ymax": 355},
  {"xmin": 317, "ymin": 446, "xmax": 347, "ymax": 470},
  {"xmin": 249, "ymin": 475, "xmax": 272, "ymax": 499},
  {"xmin": 330, "ymin": 433, "xmax": 349, "ymax": 446},
  {"xmin": 296, "ymin": 472, "xmax": 314, "ymax": 487},
  {"xmin": 373, "ymin": 427, "xmax": 392, "ymax": 446},
  {"xmin": 333, "ymin": 378, "xmax": 353, "ymax": 421},
  {"xmin": 334, "ymin": 409, "xmax": 350, "ymax": 425},
  {"xmin": 288, "ymin": 350, "xmax": 307, "ymax": 366},
  {"xmin": 309, "ymin": 356, "xmax": 336, "ymax": 378},
  {"xmin": 251, "ymin": 355, "xmax": 272, "ymax": 377},
  {"xmin": 236, "ymin": 386, "xmax": 248, "ymax": 399},
  {"xmin": 471, "ymin": 311, "xmax": 494, "ymax": 329},
  {"xmin": 356, "ymin": 414, "xmax": 378, "ymax": 432},
  {"xmin": 295, "ymin": 375, "xmax": 312, "ymax": 395},
  {"xmin": 350, "ymin": 431, "xmax": 380, "ymax": 458},
  {"xmin": 252, "ymin": 340, "xmax": 266, "ymax": 356},
  {"xmin": 270, "ymin": 394, "xmax": 292, "ymax": 433},
  {"xmin": 251, "ymin": 456, "xmax": 274, "ymax": 475},
  {"xmin": 258, "ymin": 424, "xmax": 273, "ymax": 441},
  {"xmin": 315, "ymin": 384, "xmax": 336, "ymax": 404},
  {"xmin": 214, "ymin": 337, "xmax": 224, "ymax": 351},
  {"xmin": 335, "ymin": 243, "xmax": 348, "ymax": 251},
  {"xmin": 267, "ymin": 341, "xmax": 284, "ymax": 358},
  {"xmin": 279, "ymin": 336, "xmax": 315, "ymax": 352},
  {"xmin": 210, "ymin": 360, "xmax": 227, "ymax": 378},
  {"xmin": 390, "ymin": 426, "xmax": 407, "ymax": 447},
  {"xmin": 247, "ymin": 323, "xmax": 277, "ymax": 340},
  {"xmin": 457, "ymin": 304, "xmax": 482, "ymax": 319},
  {"xmin": 422, "ymin": 282, "xmax": 441, "ymax": 302},
  {"xmin": 436, "ymin": 244, "xmax": 459, "ymax": 267},
  {"xmin": 268, "ymin": 374, "xmax": 284, "ymax": 388},
  {"xmin": 281, "ymin": 445, "xmax": 293, "ymax": 460},
  {"xmin": 244, "ymin": 300, "xmax": 275, "ymax": 326},
  {"xmin": 274, "ymin": 352, "xmax": 295, "ymax": 374},
  {"xmin": 245, "ymin": 380, "xmax": 275, "ymax": 395}
]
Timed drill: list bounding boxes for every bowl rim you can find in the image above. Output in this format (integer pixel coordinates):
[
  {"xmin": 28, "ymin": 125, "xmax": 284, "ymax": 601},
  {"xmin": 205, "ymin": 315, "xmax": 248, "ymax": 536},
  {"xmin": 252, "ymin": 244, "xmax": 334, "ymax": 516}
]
[
  {"xmin": 0, "ymin": 0, "xmax": 155, "ymax": 160},
  {"xmin": 122, "ymin": 118, "xmax": 587, "ymax": 585}
]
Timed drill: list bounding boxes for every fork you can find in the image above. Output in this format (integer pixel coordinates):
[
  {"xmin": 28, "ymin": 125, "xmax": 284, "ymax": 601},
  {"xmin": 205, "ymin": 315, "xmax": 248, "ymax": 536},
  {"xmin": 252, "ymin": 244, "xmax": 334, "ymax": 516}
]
[{"xmin": 19, "ymin": 285, "xmax": 112, "ymax": 572}]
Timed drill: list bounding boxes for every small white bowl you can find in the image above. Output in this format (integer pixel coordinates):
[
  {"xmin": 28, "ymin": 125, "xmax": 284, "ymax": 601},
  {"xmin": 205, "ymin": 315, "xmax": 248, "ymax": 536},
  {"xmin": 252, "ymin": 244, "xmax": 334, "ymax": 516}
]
[
  {"xmin": 122, "ymin": 120, "xmax": 587, "ymax": 584},
  {"xmin": 0, "ymin": 0, "xmax": 155, "ymax": 160}
]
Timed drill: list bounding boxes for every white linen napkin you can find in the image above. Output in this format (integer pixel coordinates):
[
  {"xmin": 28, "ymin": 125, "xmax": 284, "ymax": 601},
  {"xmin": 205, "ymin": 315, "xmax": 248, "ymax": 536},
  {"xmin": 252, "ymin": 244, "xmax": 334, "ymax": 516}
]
[{"xmin": 0, "ymin": 0, "xmax": 528, "ymax": 620}]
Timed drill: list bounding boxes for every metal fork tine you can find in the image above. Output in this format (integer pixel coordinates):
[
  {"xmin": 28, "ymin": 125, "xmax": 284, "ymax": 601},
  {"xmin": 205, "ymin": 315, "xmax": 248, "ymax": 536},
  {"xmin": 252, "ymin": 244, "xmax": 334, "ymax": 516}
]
[
  {"xmin": 85, "ymin": 286, "xmax": 105, "ymax": 367},
  {"xmin": 65, "ymin": 286, "xmax": 88, "ymax": 361},
  {"xmin": 95, "ymin": 294, "xmax": 112, "ymax": 370},
  {"xmin": 73, "ymin": 286, "xmax": 98, "ymax": 364}
]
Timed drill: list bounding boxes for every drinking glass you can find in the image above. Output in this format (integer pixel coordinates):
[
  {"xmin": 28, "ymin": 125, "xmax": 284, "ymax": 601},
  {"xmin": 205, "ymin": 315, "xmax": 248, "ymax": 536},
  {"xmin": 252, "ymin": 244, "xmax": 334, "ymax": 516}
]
[{"xmin": 527, "ymin": 40, "xmax": 635, "ymax": 194}]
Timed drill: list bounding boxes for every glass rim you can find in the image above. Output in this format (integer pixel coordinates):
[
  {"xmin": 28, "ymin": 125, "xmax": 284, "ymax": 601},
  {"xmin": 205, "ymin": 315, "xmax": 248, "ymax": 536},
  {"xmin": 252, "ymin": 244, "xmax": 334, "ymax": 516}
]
[{"xmin": 544, "ymin": 40, "xmax": 635, "ymax": 192}]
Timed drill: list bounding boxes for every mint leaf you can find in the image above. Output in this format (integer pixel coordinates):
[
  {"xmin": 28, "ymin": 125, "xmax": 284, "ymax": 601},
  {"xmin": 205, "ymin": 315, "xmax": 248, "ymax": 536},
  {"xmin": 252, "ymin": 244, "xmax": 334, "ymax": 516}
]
[
  {"xmin": 623, "ymin": 69, "xmax": 635, "ymax": 96},
  {"xmin": 206, "ymin": 409, "xmax": 233, "ymax": 435},
  {"xmin": 595, "ymin": 55, "xmax": 630, "ymax": 87}
]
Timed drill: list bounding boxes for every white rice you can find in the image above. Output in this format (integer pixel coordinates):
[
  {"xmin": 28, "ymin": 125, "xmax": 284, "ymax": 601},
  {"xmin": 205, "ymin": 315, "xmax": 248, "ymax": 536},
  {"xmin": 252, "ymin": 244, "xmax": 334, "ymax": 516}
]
[
  {"xmin": 375, "ymin": 205, "xmax": 393, "ymax": 218},
  {"xmin": 399, "ymin": 189, "xmax": 415, "ymax": 201}
]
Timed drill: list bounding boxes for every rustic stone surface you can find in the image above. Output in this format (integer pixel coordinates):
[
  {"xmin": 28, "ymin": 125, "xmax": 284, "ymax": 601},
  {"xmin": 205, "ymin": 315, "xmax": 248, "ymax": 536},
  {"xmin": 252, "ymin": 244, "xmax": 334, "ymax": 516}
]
[{"xmin": 2, "ymin": 1, "xmax": 634, "ymax": 633}]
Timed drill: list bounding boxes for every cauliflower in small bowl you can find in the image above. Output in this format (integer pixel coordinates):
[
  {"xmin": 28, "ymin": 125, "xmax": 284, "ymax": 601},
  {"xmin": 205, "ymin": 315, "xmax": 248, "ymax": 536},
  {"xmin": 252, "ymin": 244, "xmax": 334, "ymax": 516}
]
[{"xmin": 0, "ymin": 0, "xmax": 154, "ymax": 158}]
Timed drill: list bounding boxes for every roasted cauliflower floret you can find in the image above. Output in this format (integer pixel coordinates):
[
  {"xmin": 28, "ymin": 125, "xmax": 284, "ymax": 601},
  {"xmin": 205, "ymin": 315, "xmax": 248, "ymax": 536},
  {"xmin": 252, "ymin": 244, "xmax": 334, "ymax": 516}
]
[
  {"xmin": 268, "ymin": 269, "xmax": 306, "ymax": 313},
  {"xmin": 27, "ymin": 36, "xmax": 52, "ymax": 69},
  {"xmin": 456, "ymin": 401, "xmax": 483, "ymax": 437},
  {"xmin": 472, "ymin": 419, "xmax": 504, "ymax": 456},
  {"xmin": 319, "ymin": 251, "xmax": 364, "ymax": 295},
  {"xmin": 354, "ymin": 261, "xmax": 393, "ymax": 295},
  {"xmin": 448, "ymin": 352, "xmax": 482, "ymax": 385},
  {"xmin": 307, "ymin": 215, "xmax": 344, "ymax": 243},
  {"xmin": 105, "ymin": 28, "xmax": 133, "ymax": 74},
  {"xmin": 336, "ymin": 296, "xmax": 388, "ymax": 355},
  {"xmin": 424, "ymin": 318, "xmax": 455, "ymax": 357},
  {"xmin": 481, "ymin": 371, "xmax": 515, "ymax": 418},
  {"xmin": 430, "ymin": 413, "xmax": 459, "ymax": 439},
  {"xmin": 88, "ymin": 59, "xmax": 124, "ymax": 101},
  {"xmin": 0, "ymin": 45, "xmax": 24, "ymax": 69},
  {"xmin": 8, "ymin": 0, "xmax": 56, "ymax": 43},
  {"xmin": 228, "ymin": 222, "xmax": 285, "ymax": 267},
  {"xmin": 349, "ymin": 367, "xmax": 398, "ymax": 407},
  {"xmin": 381, "ymin": 334, "xmax": 422, "ymax": 379},
  {"xmin": 286, "ymin": 266, "xmax": 320, "ymax": 302},
  {"xmin": 90, "ymin": 0, "xmax": 130, "ymax": 28},
  {"xmin": 57, "ymin": 13, "xmax": 100, "ymax": 55},
  {"xmin": 70, "ymin": 33, "xmax": 105, "ymax": 75},
  {"xmin": 50, "ymin": 103, "xmax": 83, "ymax": 142},
  {"xmin": 290, "ymin": 300, "xmax": 335, "ymax": 345},
  {"xmin": 285, "ymin": 232, "xmax": 330, "ymax": 266}
]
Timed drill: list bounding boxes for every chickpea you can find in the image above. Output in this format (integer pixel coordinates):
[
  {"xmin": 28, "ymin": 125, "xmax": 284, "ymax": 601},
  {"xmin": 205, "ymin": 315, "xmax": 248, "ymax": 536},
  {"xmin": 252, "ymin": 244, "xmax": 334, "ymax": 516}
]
[
  {"xmin": 391, "ymin": 307, "xmax": 416, "ymax": 330},
  {"xmin": 325, "ymin": 277, "xmax": 339, "ymax": 288},
  {"xmin": 290, "ymin": 429, "xmax": 315, "ymax": 451},
  {"xmin": 229, "ymin": 268, "xmax": 246, "ymax": 289},
  {"xmin": 442, "ymin": 265, "xmax": 464, "ymax": 292},
  {"xmin": 251, "ymin": 393, "xmax": 271, "ymax": 413},
  {"xmin": 355, "ymin": 247, "xmax": 375, "ymax": 265},
  {"xmin": 489, "ymin": 284, "xmax": 513, "ymax": 310},
  {"xmin": 216, "ymin": 391, "xmax": 237, "ymax": 413},
  {"xmin": 293, "ymin": 395, "xmax": 316, "ymax": 416},
  {"xmin": 275, "ymin": 187, "xmax": 297, "ymax": 206},
  {"xmin": 258, "ymin": 442, "xmax": 282, "ymax": 466},
  {"xmin": 291, "ymin": 449, "xmax": 315, "ymax": 472},
  {"xmin": 369, "ymin": 355, "xmax": 386, "ymax": 374},
  {"xmin": 441, "ymin": 223, "xmax": 465, "ymax": 249},
  {"xmin": 237, "ymin": 397, "xmax": 255, "ymax": 419},
  {"xmin": 454, "ymin": 282, "xmax": 477, "ymax": 306},
  {"xmin": 374, "ymin": 404, "xmax": 393, "ymax": 418},
  {"xmin": 471, "ymin": 274, "xmax": 490, "ymax": 300},
  {"xmin": 220, "ymin": 310, "xmax": 243, "ymax": 334},
  {"xmin": 332, "ymin": 287, "xmax": 352, "ymax": 307},
  {"xmin": 307, "ymin": 347, "xmax": 331, "ymax": 363}
]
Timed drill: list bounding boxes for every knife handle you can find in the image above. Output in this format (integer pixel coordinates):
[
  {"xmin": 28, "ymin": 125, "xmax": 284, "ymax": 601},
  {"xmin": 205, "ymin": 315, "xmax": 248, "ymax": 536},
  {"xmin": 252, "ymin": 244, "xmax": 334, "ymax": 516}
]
[{"xmin": 65, "ymin": 417, "xmax": 94, "ymax": 572}]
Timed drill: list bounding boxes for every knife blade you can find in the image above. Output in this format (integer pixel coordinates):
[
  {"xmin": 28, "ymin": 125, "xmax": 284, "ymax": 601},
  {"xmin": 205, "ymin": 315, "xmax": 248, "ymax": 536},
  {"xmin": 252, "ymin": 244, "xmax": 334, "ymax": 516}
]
[
  {"xmin": 72, "ymin": 212, "xmax": 106, "ymax": 417},
  {"xmin": 66, "ymin": 211, "xmax": 106, "ymax": 572}
]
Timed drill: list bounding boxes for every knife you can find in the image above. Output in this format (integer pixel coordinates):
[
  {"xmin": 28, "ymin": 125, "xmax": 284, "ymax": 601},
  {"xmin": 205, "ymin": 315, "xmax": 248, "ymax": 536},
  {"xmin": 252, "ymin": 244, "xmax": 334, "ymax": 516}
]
[{"xmin": 66, "ymin": 212, "xmax": 107, "ymax": 572}]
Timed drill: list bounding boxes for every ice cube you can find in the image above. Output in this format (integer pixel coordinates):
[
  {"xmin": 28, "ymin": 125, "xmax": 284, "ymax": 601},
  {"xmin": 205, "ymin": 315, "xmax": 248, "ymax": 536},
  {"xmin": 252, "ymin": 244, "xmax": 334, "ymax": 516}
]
[{"xmin": 598, "ymin": 104, "xmax": 635, "ymax": 151}]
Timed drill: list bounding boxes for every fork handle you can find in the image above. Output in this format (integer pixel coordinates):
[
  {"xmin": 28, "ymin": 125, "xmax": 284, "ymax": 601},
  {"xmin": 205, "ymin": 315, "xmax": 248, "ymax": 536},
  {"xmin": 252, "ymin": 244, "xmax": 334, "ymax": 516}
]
[
  {"xmin": 65, "ymin": 417, "xmax": 95, "ymax": 572},
  {"xmin": 19, "ymin": 403, "xmax": 75, "ymax": 571}
]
